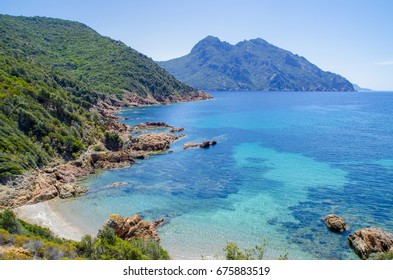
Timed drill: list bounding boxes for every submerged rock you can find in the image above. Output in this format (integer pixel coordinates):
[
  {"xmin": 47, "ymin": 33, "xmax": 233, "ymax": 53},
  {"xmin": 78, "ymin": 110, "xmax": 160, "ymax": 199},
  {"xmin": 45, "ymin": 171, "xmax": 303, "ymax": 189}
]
[
  {"xmin": 183, "ymin": 140, "xmax": 217, "ymax": 149},
  {"xmin": 106, "ymin": 182, "xmax": 128, "ymax": 188},
  {"xmin": 145, "ymin": 121, "xmax": 170, "ymax": 127},
  {"xmin": 348, "ymin": 227, "xmax": 393, "ymax": 259},
  {"xmin": 106, "ymin": 214, "xmax": 164, "ymax": 242},
  {"xmin": 169, "ymin": 127, "xmax": 184, "ymax": 133},
  {"xmin": 199, "ymin": 141, "xmax": 214, "ymax": 148},
  {"xmin": 323, "ymin": 214, "xmax": 348, "ymax": 233}
]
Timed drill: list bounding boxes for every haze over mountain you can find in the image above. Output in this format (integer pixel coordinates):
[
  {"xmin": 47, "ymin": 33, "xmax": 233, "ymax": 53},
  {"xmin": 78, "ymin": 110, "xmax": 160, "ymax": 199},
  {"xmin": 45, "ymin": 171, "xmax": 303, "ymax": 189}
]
[{"xmin": 158, "ymin": 36, "xmax": 354, "ymax": 92}]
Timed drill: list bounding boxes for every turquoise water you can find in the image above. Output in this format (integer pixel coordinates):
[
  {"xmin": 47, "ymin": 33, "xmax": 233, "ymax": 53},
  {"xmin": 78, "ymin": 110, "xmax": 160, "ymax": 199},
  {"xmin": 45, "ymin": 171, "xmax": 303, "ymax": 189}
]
[{"xmin": 52, "ymin": 91, "xmax": 393, "ymax": 259}]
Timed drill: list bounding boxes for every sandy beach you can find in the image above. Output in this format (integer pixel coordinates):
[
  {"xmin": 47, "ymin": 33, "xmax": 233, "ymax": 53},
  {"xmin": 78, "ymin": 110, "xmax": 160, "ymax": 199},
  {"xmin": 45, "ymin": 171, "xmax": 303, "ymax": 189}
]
[{"xmin": 14, "ymin": 200, "xmax": 87, "ymax": 241}]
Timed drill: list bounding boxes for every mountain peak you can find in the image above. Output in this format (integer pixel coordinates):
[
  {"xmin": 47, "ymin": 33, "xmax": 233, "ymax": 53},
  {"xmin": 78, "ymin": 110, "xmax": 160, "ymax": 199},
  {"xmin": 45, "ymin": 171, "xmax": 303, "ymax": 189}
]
[
  {"xmin": 201, "ymin": 35, "xmax": 221, "ymax": 43},
  {"xmin": 190, "ymin": 36, "xmax": 232, "ymax": 54},
  {"xmin": 237, "ymin": 38, "xmax": 269, "ymax": 46},
  {"xmin": 158, "ymin": 37, "xmax": 354, "ymax": 92}
]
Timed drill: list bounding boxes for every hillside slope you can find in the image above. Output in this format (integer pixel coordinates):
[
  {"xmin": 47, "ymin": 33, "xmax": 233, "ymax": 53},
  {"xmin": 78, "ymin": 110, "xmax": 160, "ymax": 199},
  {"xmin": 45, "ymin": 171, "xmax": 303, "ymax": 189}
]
[
  {"xmin": 0, "ymin": 15, "xmax": 209, "ymax": 178},
  {"xmin": 0, "ymin": 15, "xmax": 209, "ymax": 102},
  {"xmin": 158, "ymin": 36, "xmax": 354, "ymax": 92}
]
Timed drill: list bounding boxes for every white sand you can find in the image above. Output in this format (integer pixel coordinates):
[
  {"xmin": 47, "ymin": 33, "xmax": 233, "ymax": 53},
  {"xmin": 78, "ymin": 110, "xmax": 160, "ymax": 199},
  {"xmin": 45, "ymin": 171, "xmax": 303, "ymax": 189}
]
[{"xmin": 14, "ymin": 200, "xmax": 86, "ymax": 241}]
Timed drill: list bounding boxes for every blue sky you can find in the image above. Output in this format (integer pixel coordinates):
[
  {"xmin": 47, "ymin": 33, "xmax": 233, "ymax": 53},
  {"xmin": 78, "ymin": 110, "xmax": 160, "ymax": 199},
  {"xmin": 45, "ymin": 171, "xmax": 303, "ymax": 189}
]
[{"xmin": 1, "ymin": 0, "xmax": 393, "ymax": 90}]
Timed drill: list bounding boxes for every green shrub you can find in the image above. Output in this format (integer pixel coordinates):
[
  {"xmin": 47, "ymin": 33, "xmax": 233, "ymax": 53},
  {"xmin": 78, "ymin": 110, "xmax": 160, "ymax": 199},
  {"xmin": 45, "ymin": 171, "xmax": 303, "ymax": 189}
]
[
  {"xmin": 224, "ymin": 242, "xmax": 252, "ymax": 260},
  {"xmin": 0, "ymin": 208, "xmax": 20, "ymax": 234},
  {"xmin": 91, "ymin": 237, "xmax": 145, "ymax": 260},
  {"xmin": 130, "ymin": 238, "xmax": 170, "ymax": 260},
  {"xmin": 224, "ymin": 240, "xmax": 269, "ymax": 260},
  {"xmin": 91, "ymin": 225, "xmax": 149, "ymax": 260},
  {"xmin": 93, "ymin": 145, "xmax": 103, "ymax": 152},
  {"xmin": 104, "ymin": 131, "xmax": 123, "ymax": 151},
  {"xmin": 78, "ymin": 234, "xmax": 95, "ymax": 259},
  {"xmin": 0, "ymin": 161, "xmax": 24, "ymax": 177},
  {"xmin": 369, "ymin": 251, "xmax": 393, "ymax": 260},
  {"xmin": 92, "ymin": 237, "xmax": 147, "ymax": 260},
  {"xmin": 12, "ymin": 234, "xmax": 30, "ymax": 247},
  {"xmin": 96, "ymin": 225, "xmax": 117, "ymax": 245},
  {"xmin": 18, "ymin": 219, "xmax": 56, "ymax": 241}
]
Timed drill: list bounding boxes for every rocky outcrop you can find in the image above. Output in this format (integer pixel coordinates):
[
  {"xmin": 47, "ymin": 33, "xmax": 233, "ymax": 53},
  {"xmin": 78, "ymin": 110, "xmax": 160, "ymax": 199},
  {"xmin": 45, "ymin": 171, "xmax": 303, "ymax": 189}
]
[
  {"xmin": 348, "ymin": 228, "xmax": 393, "ymax": 259},
  {"xmin": 200, "ymin": 140, "xmax": 217, "ymax": 148},
  {"xmin": 132, "ymin": 121, "xmax": 184, "ymax": 135},
  {"xmin": 0, "ymin": 162, "xmax": 90, "ymax": 207},
  {"xmin": 323, "ymin": 214, "xmax": 348, "ymax": 233},
  {"xmin": 146, "ymin": 121, "xmax": 170, "ymax": 128},
  {"xmin": 0, "ymin": 114, "xmax": 186, "ymax": 208},
  {"xmin": 105, "ymin": 214, "xmax": 164, "ymax": 242},
  {"xmin": 169, "ymin": 127, "xmax": 184, "ymax": 133},
  {"xmin": 56, "ymin": 184, "xmax": 87, "ymax": 199},
  {"xmin": 183, "ymin": 140, "xmax": 217, "ymax": 149},
  {"xmin": 131, "ymin": 133, "xmax": 180, "ymax": 152},
  {"xmin": 89, "ymin": 151, "xmax": 135, "ymax": 170}
]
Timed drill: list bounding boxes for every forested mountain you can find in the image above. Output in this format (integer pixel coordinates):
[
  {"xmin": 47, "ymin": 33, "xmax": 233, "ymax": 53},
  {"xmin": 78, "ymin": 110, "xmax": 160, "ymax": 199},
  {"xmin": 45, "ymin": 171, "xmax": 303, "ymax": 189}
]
[
  {"xmin": 158, "ymin": 36, "xmax": 354, "ymax": 92},
  {"xmin": 0, "ymin": 15, "xmax": 208, "ymax": 178}
]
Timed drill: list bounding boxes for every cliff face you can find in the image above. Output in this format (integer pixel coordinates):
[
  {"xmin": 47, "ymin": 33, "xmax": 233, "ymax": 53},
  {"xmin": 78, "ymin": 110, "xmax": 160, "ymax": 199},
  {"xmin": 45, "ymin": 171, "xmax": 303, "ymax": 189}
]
[{"xmin": 158, "ymin": 36, "xmax": 354, "ymax": 92}]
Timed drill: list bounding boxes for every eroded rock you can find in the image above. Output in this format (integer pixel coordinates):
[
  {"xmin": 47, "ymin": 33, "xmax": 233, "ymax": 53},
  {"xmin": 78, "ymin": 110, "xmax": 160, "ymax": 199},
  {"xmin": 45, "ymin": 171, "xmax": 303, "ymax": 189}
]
[
  {"xmin": 105, "ymin": 214, "xmax": 164, "ymax": 242},
  {"xmin": 183, "ymin": 140, "xmax": 217, "ymax": 149},
  {"xmin": 348, "ymin": 227, "xmax": 393, "ymax": 259},
  {"xmin": 323, "ymin": 214, "xmax": 348, "ymax": 233},
  {"xmin": 131, "ymin": 133, "xmax": 178, "ymax": 152},
  {"xmin": 56, "ymin": 183, "xmax": 86, "ymax": 199}
]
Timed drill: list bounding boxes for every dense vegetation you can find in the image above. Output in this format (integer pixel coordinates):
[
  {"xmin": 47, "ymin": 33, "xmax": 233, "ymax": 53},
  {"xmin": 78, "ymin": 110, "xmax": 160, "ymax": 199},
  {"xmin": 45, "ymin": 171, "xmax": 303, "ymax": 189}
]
[
  {"xmin": 0, "ymin": 14, "xmax": 199, "ymax": 178},
  {"xmin": 0, "ymin": 209, "xmax": 169, "ymax": 260},
  {"xmin": 0, "ymin": 15, "xmax": 194, "ymax": 100},
  {"xmin": 0, "ymin": 49, "xmax": 103, "ymax": 177},
  {"xmin": 158, "ymin": 36, "xmax": 354, "ymax": 91}
]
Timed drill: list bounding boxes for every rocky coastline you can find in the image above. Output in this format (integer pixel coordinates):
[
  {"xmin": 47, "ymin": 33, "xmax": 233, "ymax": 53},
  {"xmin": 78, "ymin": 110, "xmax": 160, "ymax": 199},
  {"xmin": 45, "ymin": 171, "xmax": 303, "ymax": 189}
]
[
  {"xmin": 323, "ymin": 214, "xmax": 393, "ymax": 259},
  {"xmin": 0, "ymin": 91, "xmax": 212, "ymax": 209}
]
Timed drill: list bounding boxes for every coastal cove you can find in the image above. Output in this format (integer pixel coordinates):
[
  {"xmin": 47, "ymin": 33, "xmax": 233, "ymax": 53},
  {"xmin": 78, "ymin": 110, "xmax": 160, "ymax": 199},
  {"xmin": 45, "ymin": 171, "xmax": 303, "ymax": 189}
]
[{"xmin": 39, "ymin": 91, "xmax": 393, "ymax": 259}]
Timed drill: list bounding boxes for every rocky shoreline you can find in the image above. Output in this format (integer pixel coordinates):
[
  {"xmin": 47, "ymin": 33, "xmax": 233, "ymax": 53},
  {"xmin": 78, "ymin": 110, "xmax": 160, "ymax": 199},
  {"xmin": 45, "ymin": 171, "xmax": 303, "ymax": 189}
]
[
  {"xmin": 323, "ymin": 214, "xmax": 393, "ymax": 259},
  {"xmin": 106, "ymin": 213, "xmax": 164, "ymax": 242},
  {"xmin": 0, "ymin": 91, "xmax": 212, "ymax": 209},
  {"xmin": 0, "ymin": 126, "xmax": 183, "ymax": 208}
]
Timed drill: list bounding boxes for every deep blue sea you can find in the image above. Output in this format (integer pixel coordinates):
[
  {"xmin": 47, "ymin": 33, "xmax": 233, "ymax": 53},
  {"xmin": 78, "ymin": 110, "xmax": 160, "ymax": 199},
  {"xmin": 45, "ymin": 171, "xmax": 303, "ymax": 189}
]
[{"xmin": 52, "ymin": 91, "xmax": 393, "ymax": 259}]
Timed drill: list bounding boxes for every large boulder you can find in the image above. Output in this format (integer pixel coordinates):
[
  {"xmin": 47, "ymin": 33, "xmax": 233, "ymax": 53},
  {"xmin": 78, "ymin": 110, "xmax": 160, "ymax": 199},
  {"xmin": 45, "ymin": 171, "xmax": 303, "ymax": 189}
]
[
  {"xmin": 348, "ymin": 227, "xmax": 393, "ymax": 259},
  {"xmin": 105, "ymin": 214, "xmax": 164, "ymax": 242},
  {"xmin": 323, "ymin": 214, "xmax": 348, "ymax": 233}
]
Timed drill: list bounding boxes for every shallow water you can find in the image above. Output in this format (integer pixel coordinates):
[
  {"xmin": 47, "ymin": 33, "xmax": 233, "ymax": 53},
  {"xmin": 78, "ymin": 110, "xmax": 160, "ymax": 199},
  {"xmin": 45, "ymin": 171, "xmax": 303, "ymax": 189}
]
[{"xmin": 52, "ymin": 91, "xmax": 393, "ymax": 259}]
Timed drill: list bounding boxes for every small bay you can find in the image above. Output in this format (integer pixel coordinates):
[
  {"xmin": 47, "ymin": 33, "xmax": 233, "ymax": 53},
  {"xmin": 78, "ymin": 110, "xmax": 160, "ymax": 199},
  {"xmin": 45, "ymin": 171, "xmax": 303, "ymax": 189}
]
[{"xmin": 51, "ymin": 91, "xmax": 393, "ymax": 259}]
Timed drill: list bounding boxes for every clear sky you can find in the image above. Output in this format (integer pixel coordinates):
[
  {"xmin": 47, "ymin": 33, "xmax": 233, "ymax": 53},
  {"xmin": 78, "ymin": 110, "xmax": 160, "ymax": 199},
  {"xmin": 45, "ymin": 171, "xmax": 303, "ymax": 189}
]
[{"xmin": 1, "ymin": 0, "xmax": 393, "ymax": 90}]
